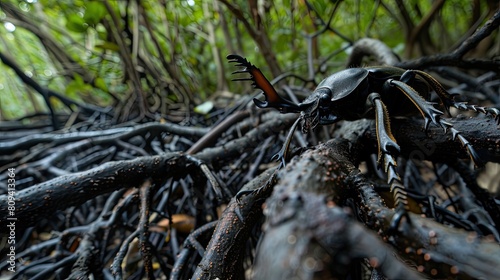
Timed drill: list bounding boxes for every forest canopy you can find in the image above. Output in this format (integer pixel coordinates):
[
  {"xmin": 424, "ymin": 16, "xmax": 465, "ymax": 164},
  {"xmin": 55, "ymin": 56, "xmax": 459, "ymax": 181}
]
[
  {"xmin": 0, "ymin": 0, "xmax": 497, "ymax": 121},
  {"xmin": 1, "ymin": 1, "xmax": 500, "ymax": 279}
]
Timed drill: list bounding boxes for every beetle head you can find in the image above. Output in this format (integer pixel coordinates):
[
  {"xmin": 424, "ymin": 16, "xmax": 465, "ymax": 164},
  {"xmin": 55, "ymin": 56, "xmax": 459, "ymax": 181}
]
[
  {"xmin": 227, "ymin": 54, "xmax": 339, "ymax": 132},
  {"xmin": 294, "ymin": 87, "xmax": 339, "ymax": 133}
]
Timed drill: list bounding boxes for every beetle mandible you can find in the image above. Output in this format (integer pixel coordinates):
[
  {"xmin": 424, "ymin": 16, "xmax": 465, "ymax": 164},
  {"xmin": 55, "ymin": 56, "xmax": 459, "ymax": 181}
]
[{"xmin": 227, "ymin": 54, "xmax": 499, "ymax": 213}]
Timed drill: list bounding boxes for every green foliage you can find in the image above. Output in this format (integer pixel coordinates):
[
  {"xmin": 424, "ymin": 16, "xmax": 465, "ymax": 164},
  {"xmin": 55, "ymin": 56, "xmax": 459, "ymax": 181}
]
[
  {"xmin": 66, "ymin": 13, "xmax": 87, "ymax": 33},
  {"xmin": 83, "ymin": 1, "xmax": 106, "ymax": 26},
  {"xmin": 0, "ymin": 0, "xmax": 496, "ymax": 120},
  {"xmin": 65, "ymin": 74, "xmax": 90, "ymax": 98}
]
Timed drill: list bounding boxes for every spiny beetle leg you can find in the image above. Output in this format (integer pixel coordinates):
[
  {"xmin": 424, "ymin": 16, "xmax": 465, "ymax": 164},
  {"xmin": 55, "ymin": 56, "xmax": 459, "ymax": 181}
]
[
  {"xmin": 389, "ymin": 202, "xmax": 411, "ymax": 234},
  {"xmin": 407, "ymin": 70, "xmax": 459, "ymax": 112},
  {"xmin": 410, "ymin": 70, "xmax": 492, "ymax": 119},
  {"xmin": 387, "ymin": 80, "xmax": 445, "ymax": 131},
  {"xmin": 408, "ymin": 70, "xmax": 500, "ymax": 124},
  {"xmin": 368, "ymin": 93, "xmax": 409, "ymax": 214},
  {"xmin": 383, "ymin": 163, "xmax": 412, "ymax": 234},
  {"xmin": 388, "ymin": 79, "xmax": 483, "ymax": 167},
  {"xmin": 368, "ymin": 93, "xmax": 401, "ymax": 166},
  {"xmin": 368, "ymin": 92, "xmax": 412, "ymax": 233},
  {"xmin": 386, "ymin": 161, "xmax": 412, "ymax": 227},
  {"xmin": 450, "ymin": 103, "xmax": 500, "ymax": 125},
  {"xmin": 450, "ymin": 128, "xmax": 483, "ymax": 167}
]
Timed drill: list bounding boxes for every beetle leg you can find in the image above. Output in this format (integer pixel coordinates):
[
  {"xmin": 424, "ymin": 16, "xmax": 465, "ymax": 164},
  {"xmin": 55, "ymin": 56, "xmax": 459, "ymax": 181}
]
[
  {"xmin": 368, "ymin": 93, "xmax": 409, "ymax": 214},
  {"xmin": 271, "ymin": 115, "xmax": 304, "ymax": 168},
  {"xmin": 387, "ymin": 79, "xmax": 483, "ymax": 167},
  {"xmin": 401, "ymin": 70, "xmax": 458, "ymax": 115},
  {"xmin": 368, "ymin": 93, "xmax": 400, "ymax": 170},
  {"xmin": 234, "ymin": 117, "xmax": 303, "ymax": 201},
  {"xmin": 404, "ymin": 70, "xmax": 500, "ymax": 124}
]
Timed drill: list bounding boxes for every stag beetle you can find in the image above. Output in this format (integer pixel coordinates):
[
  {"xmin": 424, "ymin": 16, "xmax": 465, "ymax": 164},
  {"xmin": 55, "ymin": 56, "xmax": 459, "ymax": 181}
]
[{"xmin": 227, "ymin": 54, "xmax": 499, "ymax": 213}]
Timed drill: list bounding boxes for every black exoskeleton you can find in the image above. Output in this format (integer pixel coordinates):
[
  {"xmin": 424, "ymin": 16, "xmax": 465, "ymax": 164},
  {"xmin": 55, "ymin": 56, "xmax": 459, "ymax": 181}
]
[{"xmin": 227, "ymin": 54, "xmax": 499, "ymax": 212}]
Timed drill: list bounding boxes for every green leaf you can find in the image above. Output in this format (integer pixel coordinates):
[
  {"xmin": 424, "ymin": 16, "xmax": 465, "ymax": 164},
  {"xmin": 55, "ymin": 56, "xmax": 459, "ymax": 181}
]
[
  {"xmin": 66, "ymin": 14, "xmax": 88, "ymax": 33},
  {"xmin": 94, "ymin": 77, "xmax": 108, "ymax": 92},
  {"xmin": 95, "ymin": 41, "xmax": 120, "ymax": 51},
  {"xmin": 66, "ymin": 73, "xmax": 93, "ymax": 98},
  {"xmin": 84, "ymin": 2, "xmax": 107, "ymax": 25},
  {"xmin": 65, "ymin": 80, "xmax": 80, "ymax": 98},
  {"xmin": 73, "ymin": 73, "xmax": 84, "ymax": 84}
]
